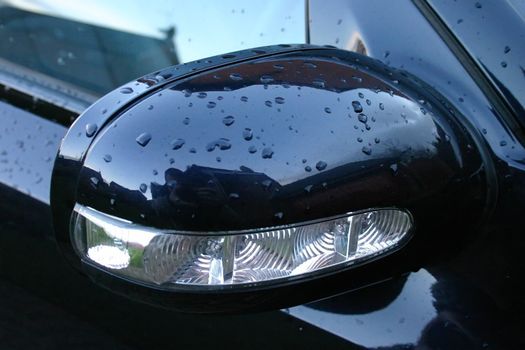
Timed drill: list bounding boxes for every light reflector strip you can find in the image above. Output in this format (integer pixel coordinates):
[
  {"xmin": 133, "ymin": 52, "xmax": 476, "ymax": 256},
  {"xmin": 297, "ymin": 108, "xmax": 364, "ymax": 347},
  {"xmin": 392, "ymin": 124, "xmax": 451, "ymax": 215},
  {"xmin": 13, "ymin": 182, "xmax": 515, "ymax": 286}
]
[{"xmin": 71, "ymin": 205, "xmax": 412, "ymax": 288}]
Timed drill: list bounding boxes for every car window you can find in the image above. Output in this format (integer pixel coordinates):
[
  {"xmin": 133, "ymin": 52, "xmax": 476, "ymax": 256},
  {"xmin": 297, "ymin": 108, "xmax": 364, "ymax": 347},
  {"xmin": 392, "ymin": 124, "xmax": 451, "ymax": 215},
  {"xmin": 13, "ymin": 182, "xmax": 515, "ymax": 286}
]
[{"xmin": 0, "ymin": 0, "xmax": 305, "ymax": 98}]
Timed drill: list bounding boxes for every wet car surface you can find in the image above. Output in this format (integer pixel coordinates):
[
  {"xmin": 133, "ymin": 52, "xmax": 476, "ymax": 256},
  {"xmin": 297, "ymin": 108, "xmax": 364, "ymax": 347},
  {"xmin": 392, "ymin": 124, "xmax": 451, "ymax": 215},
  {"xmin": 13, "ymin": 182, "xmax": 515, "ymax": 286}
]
[{"xmin": 0, "ymin": 0, "xmax": 525, "ymax": 349}]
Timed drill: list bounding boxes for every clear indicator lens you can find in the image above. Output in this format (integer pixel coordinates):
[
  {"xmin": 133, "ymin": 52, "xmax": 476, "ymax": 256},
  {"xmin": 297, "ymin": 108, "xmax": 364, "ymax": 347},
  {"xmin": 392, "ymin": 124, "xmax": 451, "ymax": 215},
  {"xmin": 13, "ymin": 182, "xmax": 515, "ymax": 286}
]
[{"xmin": 71, "ymin": 205, "xmax": 412, "ymax": 288}]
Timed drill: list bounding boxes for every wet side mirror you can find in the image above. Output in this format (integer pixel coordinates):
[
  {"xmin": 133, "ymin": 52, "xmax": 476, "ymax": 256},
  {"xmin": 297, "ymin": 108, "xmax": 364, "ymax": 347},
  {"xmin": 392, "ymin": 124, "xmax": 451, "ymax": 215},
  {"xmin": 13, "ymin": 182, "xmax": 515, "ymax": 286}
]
[{"xmin": 51, "ymin": 44, "xmax": 491, "ymax": 313}]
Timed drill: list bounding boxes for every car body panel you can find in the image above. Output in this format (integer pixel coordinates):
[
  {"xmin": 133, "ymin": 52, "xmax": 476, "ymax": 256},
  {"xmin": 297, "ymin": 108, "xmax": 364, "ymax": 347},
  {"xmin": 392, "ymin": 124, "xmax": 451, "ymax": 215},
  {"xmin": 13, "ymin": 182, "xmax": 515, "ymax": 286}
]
[
  {"xmin": 427, "ymin": 0, "xmax": 525, "ymax": 128},
  {"xmin": 0, "ymin": 100, "xmax": 65, "ymax": 204},
  {"xmin": 0, "ymin": 0, "xmax": 524, "ymax": 348}
]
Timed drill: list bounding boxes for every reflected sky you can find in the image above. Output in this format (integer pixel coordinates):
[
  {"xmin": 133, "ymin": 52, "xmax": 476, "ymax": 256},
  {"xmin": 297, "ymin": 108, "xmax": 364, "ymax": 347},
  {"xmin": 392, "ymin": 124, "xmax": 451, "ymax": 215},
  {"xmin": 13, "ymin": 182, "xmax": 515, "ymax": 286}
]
[
  {"xmin": 0, "ymin": 101, "xmax": 65, "ymax": 203},
  {"xmin": 4, "ymin": 0, "xmax": 305, "ymax": 63}
]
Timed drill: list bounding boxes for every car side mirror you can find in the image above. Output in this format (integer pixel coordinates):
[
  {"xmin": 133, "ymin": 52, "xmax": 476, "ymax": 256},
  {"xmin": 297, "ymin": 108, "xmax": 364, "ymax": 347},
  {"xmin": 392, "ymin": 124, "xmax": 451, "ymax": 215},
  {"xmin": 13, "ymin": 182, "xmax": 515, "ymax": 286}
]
[{"xmin": 51, "ymin": 44, "xmax": 490, "ymax": 313}]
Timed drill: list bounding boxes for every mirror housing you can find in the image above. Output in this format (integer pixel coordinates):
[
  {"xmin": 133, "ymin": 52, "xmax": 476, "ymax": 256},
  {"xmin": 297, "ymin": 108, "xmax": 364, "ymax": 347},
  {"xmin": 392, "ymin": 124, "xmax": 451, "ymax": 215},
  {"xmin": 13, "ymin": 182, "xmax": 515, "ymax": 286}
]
[{"xmin": 51, "ymin": 45, "xmax": 493, "ymax": 313}]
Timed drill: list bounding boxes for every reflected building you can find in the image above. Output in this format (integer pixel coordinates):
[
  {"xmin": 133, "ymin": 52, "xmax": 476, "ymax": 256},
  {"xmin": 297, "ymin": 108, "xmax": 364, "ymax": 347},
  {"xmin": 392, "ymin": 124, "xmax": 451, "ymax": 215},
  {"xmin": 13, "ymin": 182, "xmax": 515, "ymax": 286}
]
[{"xmin": 0, "ymin": 6, "xmax": 179, "ymax": 96}]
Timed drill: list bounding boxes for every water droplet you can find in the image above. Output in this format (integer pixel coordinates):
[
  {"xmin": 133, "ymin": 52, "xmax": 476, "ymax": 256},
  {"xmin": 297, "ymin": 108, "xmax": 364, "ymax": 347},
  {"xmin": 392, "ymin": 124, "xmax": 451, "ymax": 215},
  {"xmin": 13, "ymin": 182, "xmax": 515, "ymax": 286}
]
[
  {"xmin": 183, "ymin": 117, "xmax": 190, "ymax": 125},
  {"xmin": 57, "ymin": 57, "xmax": 65, "ymax": 66},
  {"xmin": 504, "ymin": 46, "xmax": 511, "ymax": 54},
  {"xmin": 324, "ymin": 107, "xmax": 332, "ymax": 114},
  {"xmin": 241, "ymin": 96, "xmax": 248, "ymax": 102},
  {"xmin": 379, "ymin": 103, "xmax": 385, "ymax": 110},
  {"xmin": 136, "ymin": 132, "xmax": 152, "ymax": 147},
  {"xmin": 222, "ymin": 115, "xmax": 235, "ymax": 126},
  {"xmin": 262, "ymin": 147, "xmax": 274, "ymax": 159},
  {"xmin": 358, "ymin": 114, "xmax": 368, "ymax": 123},
  {"xmin": 207, "ymin": 101, "xmax": 217, "ymax": 108},
  {"xmin": 275, "ymin": 97, "xmax": 285, "ymax": 104},
  {"xmin": 103, "ymin": 154, "xmax": 112, "ymax": 163},
  {"xmin": 366, "ymin": 99, "xmax": 371, "ymax": 106},
  {"xmin": 305, "ymin": 166, "xmax": 312, "ymax": 172},
  {"xmin": 153, "ymin": 169, "xmax": 158, "ymax": 176},
  {"xmin": 358, "ymin": 92, "xmax": 364, "ymax": 99},
  {"xmin": 148, "ymin": 105, "xmax": 154, "ymax": 110},
  {"xmin": 229, "ymin": 73, "xmax": 243, "ymax": 81},
  {"xmin": 457, "ymin": 18, "xmax": 463, "ymax": 24},
  {"xmin": 357, "ymin": 137, "xmax": 363, "ymax": 143},
  {"xmin": 475, "ymin": 2, "xmax": 482, "ymax": 8},
  {"xmin": 374, "ymin": 137, "xmax": 381, "ymax": 144},
  {"xmin": 248, "ymin": 145, "xmax": 257, "ymax": 153},
  {"xmin": 243, "ymin": 128, "xmax": 253, "ymax": 141},
  {"xmin": 85, "ymin": 123, "xmax": 98, "ymax": 137},
  {"xmin": 384, "ymin": 50, "xmax": 390, "ymax": 58},
  {"xmin": 265, "ymin": 100, "xmax": 273, "ymax": 107},
  {"xmin": 312, "ymin": 79, "xmax": 326, "ymax": 88},
  {"xmin": 303, "ymin": 62, "xmax": 317, "ymax": 69},
  {"xmin": 501, "ymin": 61, "xmax": 507, "ymax": 68},
  {"xmin": 316, "ymin": 161, "xmax": 327, "ymax": 171},
  {"xmin": 189, "ymin": 147, "xmax": 197, "ymax": 153},
  {"xmin": 120, "ymin": 87, "xmax": 133, "ymax": 94},
  {"xmin": 197, "ymin": 92, "xmax": 207, "ymax": 98},
  {"xmin": 140, "ymin": 183, "xmax": 147, "ymax": 193},
  {"xmin": 350, "ymin": 76, "xmax": 363, "ymax": 84},
  {"xmin": 482, "ymin": 128, "xmax": 487, "ymax": 134},
  {"xmin": 229, "ymin": 193, "xmax": 240, "ymax": 199},
  {"xmin": 274, "ymin": 212, "xmax": 284, "ymax": 219},
  {"xmin": 171, "ymin": 138, "xmax": 185, "ymax": 150},
  {"xmin": 205, "ymin": 138, "xmax": 231, "ymax": 152},
  {"xmin": 183, "ymin": 89, "xmax": 192, "ymax": 97},
  {"xmin": 500, "ymin": 140, "xmax": 507, "ymax": 147},
  {"xmin": 352, "ymin": 101, "xmax": 363, "ymax": 113},
  {"xmin": 260, "ymin": 75, "xmax": 274, "ymax": 84},
  {"xmin": 304, "ymin": 185, "xmax": 313, "ymax": 193},
  {"xmin": 362, "ymin": 146, "xmax": 372, "ymax": 155}
]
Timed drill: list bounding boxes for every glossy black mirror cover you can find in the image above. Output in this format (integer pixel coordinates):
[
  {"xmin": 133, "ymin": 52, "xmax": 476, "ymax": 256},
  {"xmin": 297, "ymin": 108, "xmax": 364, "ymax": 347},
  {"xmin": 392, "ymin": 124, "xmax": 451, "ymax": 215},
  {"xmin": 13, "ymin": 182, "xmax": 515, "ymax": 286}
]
[
  {"xmin": 51, "ymin": 45, "xmax": 494, "ymax": 311},
  {"xmin": 71, "ymin": 47, "xmax": 489, "ymax": 231}
]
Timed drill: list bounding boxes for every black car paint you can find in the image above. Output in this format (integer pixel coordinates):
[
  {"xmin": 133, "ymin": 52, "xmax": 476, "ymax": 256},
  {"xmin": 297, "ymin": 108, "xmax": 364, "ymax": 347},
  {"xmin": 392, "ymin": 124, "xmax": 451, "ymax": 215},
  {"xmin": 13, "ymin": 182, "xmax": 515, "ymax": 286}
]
[
  {"xmin": 0, "ymin": 0, "xmax": 524, "ymax": 349},
  {"xmin": 427, "ymin": 0, "xmax": 525, "ymax": 130},
  {"xmin": 68, "ymin": 48, "xmax": 489, "ymax": 232}
]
